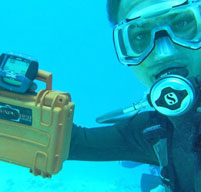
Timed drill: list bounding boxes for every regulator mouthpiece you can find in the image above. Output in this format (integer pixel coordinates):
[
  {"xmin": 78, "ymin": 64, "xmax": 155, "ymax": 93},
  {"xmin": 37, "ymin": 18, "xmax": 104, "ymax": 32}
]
[
  {"xmin": 148, "ymin": 74, "xmax": 196, "ymax": 116},
  {"xmin": 96, "ymin": 74, "xmax": 197, "ymax": 124}
]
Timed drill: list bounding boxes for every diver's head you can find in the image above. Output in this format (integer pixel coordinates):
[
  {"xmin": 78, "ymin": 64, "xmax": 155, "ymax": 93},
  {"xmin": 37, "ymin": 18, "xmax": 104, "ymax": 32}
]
[{"xmin": 108, "ymin": 0, "xmax": 201, "ymax": 87}]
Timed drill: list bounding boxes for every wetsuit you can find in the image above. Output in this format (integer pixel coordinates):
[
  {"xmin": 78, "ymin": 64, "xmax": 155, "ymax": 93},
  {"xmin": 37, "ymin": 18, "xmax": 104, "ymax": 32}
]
[{"xmin": 68, "ymin": 104, "xmax": 201, "ymax": 192}]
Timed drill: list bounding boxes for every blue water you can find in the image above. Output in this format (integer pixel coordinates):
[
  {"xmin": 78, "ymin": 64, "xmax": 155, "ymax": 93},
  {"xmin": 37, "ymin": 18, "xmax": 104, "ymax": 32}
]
[{"xmin": 0, "ymin": 0, "xmax": 149, "ymax": 191}]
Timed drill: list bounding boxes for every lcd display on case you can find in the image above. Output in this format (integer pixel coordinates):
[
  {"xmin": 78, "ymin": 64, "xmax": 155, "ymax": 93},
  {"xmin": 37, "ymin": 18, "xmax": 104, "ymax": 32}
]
[
  {"xmin": 0, "ymin": 53, "xmax": 38, "ymax": 93},
  {"xmin": 3, "ymin": 58, "xmax": 30, "ymax": 86}
]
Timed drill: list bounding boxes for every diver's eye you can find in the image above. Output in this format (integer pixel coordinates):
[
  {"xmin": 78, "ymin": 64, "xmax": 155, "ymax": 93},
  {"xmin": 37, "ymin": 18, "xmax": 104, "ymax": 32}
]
[
  {"xmin": 134, "ymin": 32, "xmax": 148, "ymax": 41},
  {"xmin": 175, "ymin": 20, "xmax": 189, "ymax": 28},
  {"xmin": 171, "ymin": 14, "xmax": 197, "ymax": 40},
  {"xmin": 136, "ymin": 33, "xmax": 144, "ymax": 40},
  {"xmin": 128, "ymin": 31, "xmax": 151, "ymax": 54},
  {"xmin": 172, "ymin": 14, "xmax": 195, "ymax": 32}
]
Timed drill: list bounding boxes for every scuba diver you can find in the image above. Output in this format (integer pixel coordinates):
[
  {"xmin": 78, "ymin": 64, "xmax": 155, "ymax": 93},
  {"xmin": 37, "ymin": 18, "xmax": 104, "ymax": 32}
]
[{"xmin": 68, "ymin": 0, "xmax": 201, "ymax": 191}]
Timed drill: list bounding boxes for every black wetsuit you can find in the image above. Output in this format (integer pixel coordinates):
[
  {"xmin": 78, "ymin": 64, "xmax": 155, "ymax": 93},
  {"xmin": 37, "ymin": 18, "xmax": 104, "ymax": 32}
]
[{"xmin": 68, "ymin": 105, "xmax": 201, "ymax": 192}]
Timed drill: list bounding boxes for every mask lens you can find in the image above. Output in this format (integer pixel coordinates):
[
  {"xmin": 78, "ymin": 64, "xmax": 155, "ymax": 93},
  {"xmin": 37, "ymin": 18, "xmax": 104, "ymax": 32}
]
[
  {"xmin": 114, "ymin": 20, "xmax": 153, "ymax": 65},
  {"xmin": 170, "ymin": 11, "xmax": 198, "ymax": 40},
  {"xmin": 127, "ymin": 24, "xmax": 152, "ymax": 55}
]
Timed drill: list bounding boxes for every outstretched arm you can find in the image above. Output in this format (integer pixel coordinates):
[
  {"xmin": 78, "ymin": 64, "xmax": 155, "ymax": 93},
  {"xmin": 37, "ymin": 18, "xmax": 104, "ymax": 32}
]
[{"xmin": 68, "ymin": 111, "xmax": 165, "ymax": 166}]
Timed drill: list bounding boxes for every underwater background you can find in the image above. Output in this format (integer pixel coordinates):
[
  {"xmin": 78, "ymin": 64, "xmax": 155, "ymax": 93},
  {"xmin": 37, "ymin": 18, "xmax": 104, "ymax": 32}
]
[{"xmin": 0, "ymin": 0, "xmax": 151, "ymax": 191}]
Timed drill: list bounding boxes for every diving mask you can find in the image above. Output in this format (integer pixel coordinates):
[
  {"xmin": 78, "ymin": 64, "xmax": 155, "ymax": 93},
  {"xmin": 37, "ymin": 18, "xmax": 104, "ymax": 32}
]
[{"xmin": 113, "ymin": 0, "xmax": 201, "ymax": 66}]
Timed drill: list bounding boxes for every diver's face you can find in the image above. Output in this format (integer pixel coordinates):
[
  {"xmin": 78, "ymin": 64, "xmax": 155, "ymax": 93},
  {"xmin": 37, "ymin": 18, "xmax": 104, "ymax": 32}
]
[{"xmin": 117, "ymin": 0, "xmax": 201, "ymax": 87}]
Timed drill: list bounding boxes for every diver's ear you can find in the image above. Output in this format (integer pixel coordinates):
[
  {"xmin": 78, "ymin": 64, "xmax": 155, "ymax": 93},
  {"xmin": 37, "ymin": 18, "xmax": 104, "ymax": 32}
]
[{"xmin": 28, "ymin": 82, "xmax": 38, "ymax": 92}]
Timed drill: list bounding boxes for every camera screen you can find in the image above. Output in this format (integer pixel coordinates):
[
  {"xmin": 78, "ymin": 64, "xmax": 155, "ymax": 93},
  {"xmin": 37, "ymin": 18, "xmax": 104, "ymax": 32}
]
[
  {"xmin": 2, "ymin": 58, "xmax": 30, "ymax": 86},
  {"xmin": 4, "ymin": 58, "xmax": 30, "ymax": 75}
]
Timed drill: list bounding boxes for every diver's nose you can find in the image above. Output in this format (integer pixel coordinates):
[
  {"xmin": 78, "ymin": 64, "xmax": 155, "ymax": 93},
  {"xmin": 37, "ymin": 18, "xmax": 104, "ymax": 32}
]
[{"xmin": 155, "ymin": 36, "xmax": 175, "ymax": 57}]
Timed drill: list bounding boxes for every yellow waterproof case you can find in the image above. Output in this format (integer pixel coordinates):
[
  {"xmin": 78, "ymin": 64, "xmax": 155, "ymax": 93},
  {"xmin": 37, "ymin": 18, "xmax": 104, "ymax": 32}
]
[{"xmin": 0, "ymin": 70, "xmax": 74, "ymax": 178}]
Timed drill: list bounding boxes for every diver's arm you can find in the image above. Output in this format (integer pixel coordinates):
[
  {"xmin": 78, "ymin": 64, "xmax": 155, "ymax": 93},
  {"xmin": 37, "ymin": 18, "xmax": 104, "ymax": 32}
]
[{"xmin": 68, "ymin": 112, "xmax": 165, "ymax": 166}]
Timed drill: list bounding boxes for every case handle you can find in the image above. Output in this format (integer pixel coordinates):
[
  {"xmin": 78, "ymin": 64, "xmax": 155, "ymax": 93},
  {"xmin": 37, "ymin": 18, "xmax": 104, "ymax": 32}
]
[{"xmin": 36, "ymin": 70, "xmax": 52, "ymax": 90}]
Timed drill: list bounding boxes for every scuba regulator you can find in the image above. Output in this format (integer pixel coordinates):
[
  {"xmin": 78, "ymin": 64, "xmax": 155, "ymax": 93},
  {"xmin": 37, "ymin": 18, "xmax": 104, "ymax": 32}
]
[
  {"xmin": 96, "ymin": 70, "xmax": 201, "ymax": 124},
  {"xmin": 148, "ymin": 74, "xmax": 196, "ymax": 116}
]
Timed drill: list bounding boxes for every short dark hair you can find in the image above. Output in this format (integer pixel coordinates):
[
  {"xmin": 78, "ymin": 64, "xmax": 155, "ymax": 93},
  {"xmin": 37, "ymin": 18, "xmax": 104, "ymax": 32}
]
[{"xmin": 107, "ymin": 0, "xmax": 121, "ymax": 26}]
